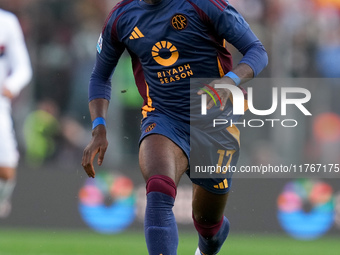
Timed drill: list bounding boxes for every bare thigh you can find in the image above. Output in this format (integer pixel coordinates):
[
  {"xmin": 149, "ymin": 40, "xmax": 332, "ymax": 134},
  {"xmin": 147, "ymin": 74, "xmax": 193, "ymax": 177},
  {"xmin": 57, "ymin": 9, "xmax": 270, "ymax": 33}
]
[{"xmin": 139, "ymin": 134, "xmax": 188, "ymax": 185}]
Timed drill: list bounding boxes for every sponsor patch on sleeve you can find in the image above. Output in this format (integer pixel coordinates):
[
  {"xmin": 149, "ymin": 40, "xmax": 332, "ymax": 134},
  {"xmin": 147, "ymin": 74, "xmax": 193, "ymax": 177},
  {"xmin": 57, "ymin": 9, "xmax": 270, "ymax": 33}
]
[{"xmin": 96, "ymin": 33, "xmax": 103, "ymax": 54}]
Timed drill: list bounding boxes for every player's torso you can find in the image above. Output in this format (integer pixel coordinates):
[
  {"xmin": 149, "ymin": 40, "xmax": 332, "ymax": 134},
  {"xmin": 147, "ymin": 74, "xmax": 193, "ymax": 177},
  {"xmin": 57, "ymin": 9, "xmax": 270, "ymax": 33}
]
[
  {"xmin": 0, "ymin": 12, "xmax": 11, "ymax": 89},
  {"xmin": 0, "ymin": 12, "xmax": 12, "ymax": 110},
  {"xmin": 112, "ymin": 0, "xmax": 232, "ymax": 121},
  {"xmin": 118, "ymin": 0, "xmax": 222, "ymax": 82}
]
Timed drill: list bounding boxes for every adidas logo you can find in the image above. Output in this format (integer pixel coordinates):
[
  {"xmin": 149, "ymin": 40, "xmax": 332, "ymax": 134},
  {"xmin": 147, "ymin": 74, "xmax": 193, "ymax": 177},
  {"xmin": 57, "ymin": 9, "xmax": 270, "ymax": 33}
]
[
  {"xmin": 129, "ymin": 26, "xmax": 144, "ymax": 39},
  {"xmin": 214, "ymin": 179, "xmax": 228, "ymax": 189}
]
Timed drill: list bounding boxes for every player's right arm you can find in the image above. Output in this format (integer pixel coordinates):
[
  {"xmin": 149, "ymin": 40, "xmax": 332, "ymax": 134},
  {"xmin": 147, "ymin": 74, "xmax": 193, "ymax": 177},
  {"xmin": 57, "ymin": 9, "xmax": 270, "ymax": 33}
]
[
  {"xmin": 82, "ymin": 98, "xmax": 109, "ymax": 178},
  {"xmin": 81, "ymin": 10, "xmax": 125, "ymax": 178}
]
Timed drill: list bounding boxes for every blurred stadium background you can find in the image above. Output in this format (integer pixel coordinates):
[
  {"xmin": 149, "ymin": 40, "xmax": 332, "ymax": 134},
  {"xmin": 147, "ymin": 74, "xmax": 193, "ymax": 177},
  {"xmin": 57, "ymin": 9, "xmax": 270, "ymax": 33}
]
[{"xmin": 0, "ymin": 0, "xmax": 340, "ymax": 254}]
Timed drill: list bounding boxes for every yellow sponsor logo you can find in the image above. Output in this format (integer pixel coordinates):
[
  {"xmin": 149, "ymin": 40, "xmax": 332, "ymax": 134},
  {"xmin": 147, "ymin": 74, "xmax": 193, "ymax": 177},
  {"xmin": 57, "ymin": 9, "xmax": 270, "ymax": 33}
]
[
  {"xmin": 152, "ymin": 41, "xmax": 179, "ymax": 67},
  {"xmin": 157, "ymin": 64, "xmax": 194, "ymax": 84},
  {"xmin": 214, "ymin": 179, "xmax": 229, "ymax": 189},
  {"xmin": 129, "ymin": 26, "xmax": 144, "ymax": 40},
  {"xmin": 145, "ymin": 123, "xmax": 156, "ymax": 133}
]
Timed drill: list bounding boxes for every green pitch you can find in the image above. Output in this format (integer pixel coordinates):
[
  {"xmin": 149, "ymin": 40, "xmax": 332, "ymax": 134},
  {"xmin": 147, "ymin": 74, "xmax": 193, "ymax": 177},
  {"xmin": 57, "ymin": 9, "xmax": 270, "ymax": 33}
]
[{"xmin": 0, "ymin": 228, "xmax": 339, "ymax": 255}]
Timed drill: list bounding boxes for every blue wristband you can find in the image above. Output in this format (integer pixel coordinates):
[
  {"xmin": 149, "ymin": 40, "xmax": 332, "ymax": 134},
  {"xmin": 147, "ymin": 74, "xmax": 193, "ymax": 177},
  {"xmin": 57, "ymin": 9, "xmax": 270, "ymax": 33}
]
[
  {"xmin": 92, "ymin": 117, "xmax": 106, "ymax": 130},
  {"xmin": 225, "ymin": 71, "xmax": 241, "ymax": 86}
]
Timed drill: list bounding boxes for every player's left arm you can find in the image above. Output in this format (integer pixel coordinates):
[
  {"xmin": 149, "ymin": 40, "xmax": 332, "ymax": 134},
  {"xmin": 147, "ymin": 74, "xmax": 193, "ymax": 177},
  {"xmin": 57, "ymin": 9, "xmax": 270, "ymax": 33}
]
[
  {"xmin": 201, "ymin": 1, "xmax": 268, "ymax": 110},
  {"xmin": 2, "ymin": 14, "xmax": 32, "ymax": 100},
  {"xmin": 217, "ymin": 3, "xmax": 268, "ymax": 79}
]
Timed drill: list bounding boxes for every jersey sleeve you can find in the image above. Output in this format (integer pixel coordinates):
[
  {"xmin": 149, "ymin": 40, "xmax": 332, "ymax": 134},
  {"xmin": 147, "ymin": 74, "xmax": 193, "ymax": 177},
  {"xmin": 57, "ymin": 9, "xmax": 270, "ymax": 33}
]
[
  {"xmin": 4, "ymin": 14, "xmax": 32, "ymax": 96},
  {"xmin": 88, "ymin": 14, "xmax": 126, "ymax": 102},
  {"xmin": 204, "ymin": 0, "xmax": 268, "ymax": 76}
]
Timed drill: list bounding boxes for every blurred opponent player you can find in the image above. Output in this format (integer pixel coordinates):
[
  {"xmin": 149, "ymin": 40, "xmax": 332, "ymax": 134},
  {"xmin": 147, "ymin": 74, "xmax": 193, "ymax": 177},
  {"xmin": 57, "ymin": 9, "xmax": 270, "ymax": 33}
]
[
  {"xmin": 82, "ymin": 0, "xmax": 267, "ymax": 254},
  {"xmin": 0, "ymin": 9, "xmax": 32, "ymax": 217}
]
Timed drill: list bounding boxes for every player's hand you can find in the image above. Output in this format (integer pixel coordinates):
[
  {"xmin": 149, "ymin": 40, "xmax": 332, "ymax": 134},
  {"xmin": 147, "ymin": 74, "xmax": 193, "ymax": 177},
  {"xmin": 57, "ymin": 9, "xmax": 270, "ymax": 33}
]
[
  {"xmin": 1, "ymin": 87, "xmax": 14, "ymax": 100},
  {"xmin": 81, "ymin": 125, "xmax": 108, "ymax": 178},
  {"xmin": 197, "ymin": 78, "xmax": 233, "ymax": 111}
]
